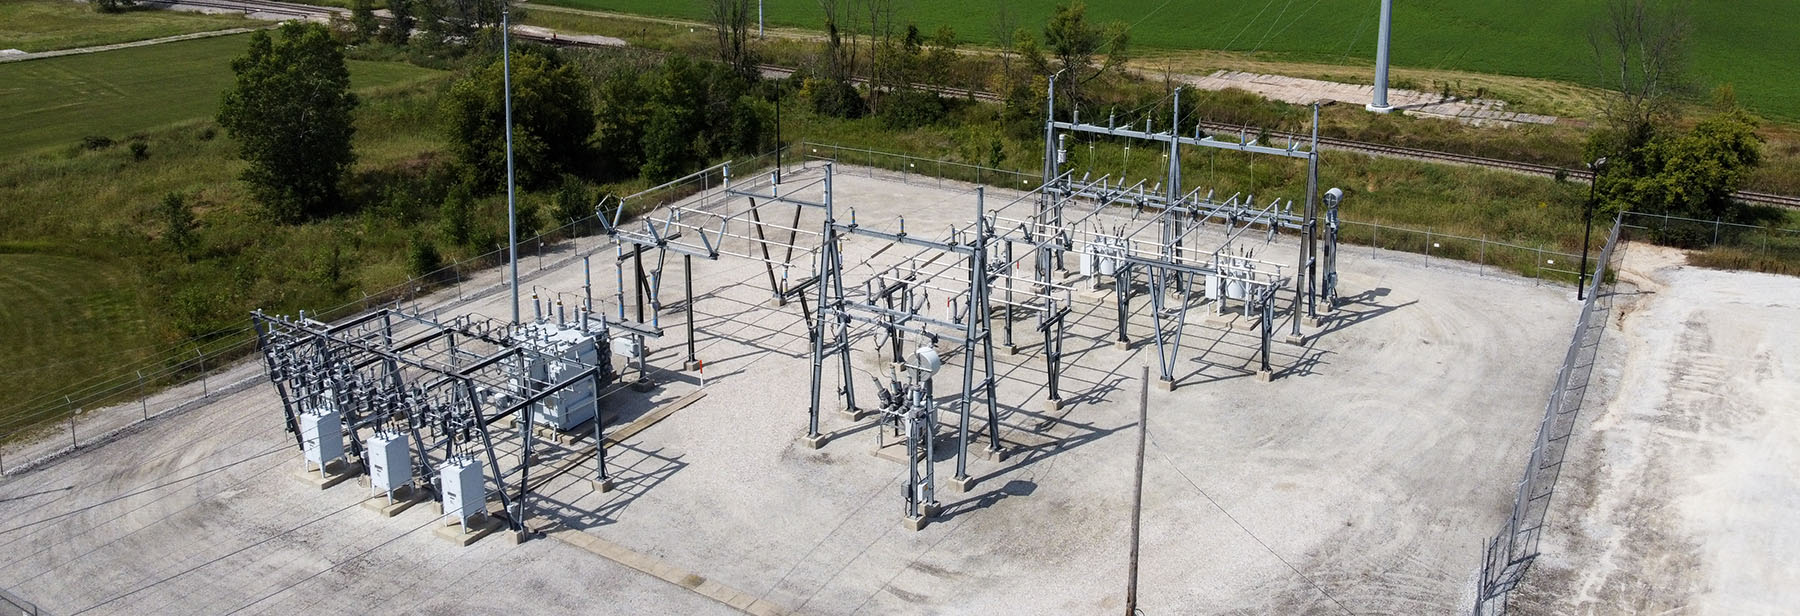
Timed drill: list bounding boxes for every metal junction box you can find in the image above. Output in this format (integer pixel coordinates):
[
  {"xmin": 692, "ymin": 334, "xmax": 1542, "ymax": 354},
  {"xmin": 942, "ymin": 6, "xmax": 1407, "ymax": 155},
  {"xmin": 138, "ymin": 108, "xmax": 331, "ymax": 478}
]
[
  {"xmin": 367, "ymin": 431, "xmax": 411, "ymax": 498},
  {"xmin": 439, "ymin": 456, "xmax": 485, "ymax": 527},
  {"xmin": 299, "ymin": 408, "xmax": 344, "ymax": 470}
]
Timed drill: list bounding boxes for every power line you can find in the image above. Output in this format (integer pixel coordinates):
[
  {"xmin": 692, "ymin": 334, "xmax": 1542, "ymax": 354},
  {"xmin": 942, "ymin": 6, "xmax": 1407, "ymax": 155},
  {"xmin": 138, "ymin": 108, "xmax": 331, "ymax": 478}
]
[{"xmin": 1148, "ymin": 433, "xmax": 1357, "ymax": 616}]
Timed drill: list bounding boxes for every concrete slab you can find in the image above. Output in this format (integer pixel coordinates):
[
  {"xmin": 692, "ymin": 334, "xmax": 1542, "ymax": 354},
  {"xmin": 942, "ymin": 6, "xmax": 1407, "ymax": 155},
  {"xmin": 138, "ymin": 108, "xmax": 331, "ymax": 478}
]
[{"xmin": 0, "ymin": 165, "xmax": 1598, "ymax": 615}]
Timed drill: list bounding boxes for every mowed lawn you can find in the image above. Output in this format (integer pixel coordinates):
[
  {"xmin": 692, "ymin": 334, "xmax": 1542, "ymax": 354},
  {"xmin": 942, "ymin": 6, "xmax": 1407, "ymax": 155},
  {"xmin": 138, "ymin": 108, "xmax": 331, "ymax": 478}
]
[
  {"xmin": 0, "ymin": 249, "xmax": 159, "ymax": 431},
  {"xmin": 0, "ymin": 0, "xmax": 253, "ymax": 53},
  {"xmin": 554, "ymin": 0, "xmax": 1800, "ymax": 119},
  {"xmin": 0, "ymin": 33, "xmax": 444, "ymax": 157}
]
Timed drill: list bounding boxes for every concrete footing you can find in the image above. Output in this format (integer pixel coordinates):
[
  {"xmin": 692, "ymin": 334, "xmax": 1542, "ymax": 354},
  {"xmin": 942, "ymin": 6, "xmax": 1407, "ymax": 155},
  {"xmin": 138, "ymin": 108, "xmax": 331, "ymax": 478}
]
[
  {"xmin": 1284, "ymin": 333, "xmax": 1306, "ymax": 346},
  {"xmin": 293, "ymin": 459, "xmax": 361, "ymax": 490},
  {"xmin": 802, "ymin": 434, "xmax": 827, "ymax": 450},
  {"xmin": 837, "ymin": 407, "xmax": 867, "ymax": 421},
  {"xmin": 1112, "ymin": 339, "xmax": 1131, "ymax": 351},
  {"xmin": 951, "ymin": 475, "xmax": 976, "ymax": 493},
  {"xmin": 684, "ymin": 360, "xmax": 703, "ymax": 372},
  {"xmin": 1041, "ymin": 398, "xmax": 1064, "ymax": 412},
  {"xmin": 629, "ymin": 379, "xmax": 655, "ymax": 393},
  {"xmin": 982, "ymin": 446, "xmax": 1008, "ymax": 462},
  {"xmin": 591, "ymin": 478, "xmax": 615, "ymax": 493},
  {"xmin": 434, "ymin": 513, "xmax": 504, "ymax": 547},
  {"xmin": 361, "ymin": 485, "xmax": 427, "ymax": 517},
  {"xmin": 1257, "ymin": 369, "xmax": 1274, "ymax": 382},
  {"xmin": 1155, "ymin": 379, "xmax": 1175, "ymax": 392},
  {"xmin": 1304, "ymin": 316, "xmax": 1325, "ymax": 328}
]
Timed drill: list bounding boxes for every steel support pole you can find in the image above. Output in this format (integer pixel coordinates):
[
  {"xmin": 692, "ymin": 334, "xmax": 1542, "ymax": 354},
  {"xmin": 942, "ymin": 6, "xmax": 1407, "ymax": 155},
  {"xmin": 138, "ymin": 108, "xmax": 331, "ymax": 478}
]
[
  {"xmin": 1124, "ymin": 365, "xmax": 1148, "ymax": 615},
  {"xmin": 684, "ymin": 254, "xmax": 697, "ymax": 369},
  {"xmin": 1367, "ymin": 0, "xmax": 1394, "ymax": 113},
  {"xmin": 503, "ymin": 3, "xmax": 520, "ymax": 325}
]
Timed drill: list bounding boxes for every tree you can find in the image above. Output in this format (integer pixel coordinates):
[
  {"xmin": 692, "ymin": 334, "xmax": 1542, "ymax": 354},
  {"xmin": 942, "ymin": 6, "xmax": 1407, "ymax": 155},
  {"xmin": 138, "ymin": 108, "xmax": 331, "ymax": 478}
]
[
  {"xmin": 707, "ymin": 0, "xmax": 757, "ymax": 79},
  {"xmin": 350, "ymin": 0, "xmax": 381, "ymax": 44},
  {"xmin": 382, "ymin": 0, "xmax": 416, "ymax": 46},
  {"xmin": 440, "ymin": 183, "xmax": 476, "ymax": 246},
  {"xmin": 1016, "ymin": 2, "xmax": 1129, "ymax": 111},
  {"xmin": 93, "ymin": 0, "xmax": 136, "ymax": 13},
  {"xmin": 1589, "ymin": 0, "xmax": 1690, "ymax": 149},
  {"xmin": 442, "ymin": 47, "xmax": 595, "ymax": 191},
  {"xmin": 159, "ymin": 192, "xmax": 197, "ymax": 253},
  {"xmin": 1592, "ymin": 106, "xmax": 1763, "ymax": 221},
  {"xmin": 218, "ymin": 23, "xmax": 359, "ymax": 223}
]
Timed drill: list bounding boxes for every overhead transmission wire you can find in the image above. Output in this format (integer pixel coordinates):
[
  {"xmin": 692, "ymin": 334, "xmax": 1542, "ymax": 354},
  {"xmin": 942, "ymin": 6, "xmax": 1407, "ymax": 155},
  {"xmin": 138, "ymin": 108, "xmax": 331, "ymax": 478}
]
[
  {"xmin": 1222, "ymin": 0, "xmax": 1282, "ymax": 51},
  {"xmin": 1147, "ymin": 432, "xmax": 1356, "ymax": 616},
  {"xmin": 1246, "ymin": 0, "xmax": 1327, "ymax": 57}
]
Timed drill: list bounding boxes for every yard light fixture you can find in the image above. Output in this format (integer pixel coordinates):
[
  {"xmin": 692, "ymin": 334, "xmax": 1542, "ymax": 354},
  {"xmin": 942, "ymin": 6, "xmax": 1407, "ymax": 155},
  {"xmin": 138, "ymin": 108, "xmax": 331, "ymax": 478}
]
[{"xmin": 1579, "ymin": 157, "xmax": 1608, "ymax": 300}]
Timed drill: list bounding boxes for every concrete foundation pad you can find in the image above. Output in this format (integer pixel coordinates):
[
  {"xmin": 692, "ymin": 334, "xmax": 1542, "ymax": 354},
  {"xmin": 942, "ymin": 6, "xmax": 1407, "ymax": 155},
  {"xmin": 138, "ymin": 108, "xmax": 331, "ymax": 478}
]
[
  {"xmin": 905, "ymin": 515, "xmax": 928, "ymax": 531},
  {"xmin": 1284, "ymin": 334, "xmax": 1306, "ymax": 346},
  {"xmin": 1041, "ymin": 398, "xmax": 1064, "ymax": 412},
  {"xmin": 1003, "ymin": 344, "xmax": 1019, "ymax": 356},
  {"xmin": 629, "ymin": 380, "xmax": 656, "ymax": 393},
  {"xmin": 982, "ymin": 446, "xmax": 1009, "ymax": 462},
  {"xmin": 951, "ymin": 476, "xmax": 976, "ymax": 493},
  {"xmin": 1304, "ymin": 316, "xmax": 1325, "ymax": 328},
  {"xmin": 1112, "ymin": 339, "xmax": 1132, "ymax": 350},
  {"xmin": 1155, "ymin": 379, "xmax": 1175, "ymax": 392},
  {"xmin": 801, "ymin": 434, "xmax": 827, "ymax": 450},
  {"xmin": 360, "ymin": 485, "xmax": 428, "ymax": 517},
  {"xmin": 1256, "ymin": 369, "xmax": 1274, "ymax": 382},
  {"xmin": 434, "ymin": 513, "xmax": 505, "ymax": 547},
  {"xmin": 292, "ymin": 460, "xmax": 361, "ymax": 491},
  {"xmin": 591, "ymin": 478, "xmax": 616, "ymax": 493},
  {"xmin": 684, "ymin": 360, "xmax": 704, "ymax": 372},
  {"xmin": 836, "ymin": 407, "xmax": 867, "ymax": 421}
]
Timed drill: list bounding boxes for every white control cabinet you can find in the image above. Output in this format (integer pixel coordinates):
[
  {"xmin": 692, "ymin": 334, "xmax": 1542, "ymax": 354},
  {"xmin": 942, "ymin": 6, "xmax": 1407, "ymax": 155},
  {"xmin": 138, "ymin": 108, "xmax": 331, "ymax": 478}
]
[
  {"xmin": 367, "ymin": 431, "xmax": 411, "ymax": 500},
  {"xmin": 299, "ymin": 408, "xmax": 344, "ymax": 471},
  {"xmin": 439, "ymin": 457, "xmax": 485, "ymax": 530}
]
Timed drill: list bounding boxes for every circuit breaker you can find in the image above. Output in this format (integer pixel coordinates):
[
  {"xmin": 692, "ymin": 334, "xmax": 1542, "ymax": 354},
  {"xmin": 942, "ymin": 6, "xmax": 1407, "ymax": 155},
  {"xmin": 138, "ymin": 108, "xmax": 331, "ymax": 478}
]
[
  {"xmin": 367, "ymin": 430, "xmax": 410, "ymax": 501},
  {"xmin": 299, "ymin": 408, "xmax": 343, "ymax": 471}
]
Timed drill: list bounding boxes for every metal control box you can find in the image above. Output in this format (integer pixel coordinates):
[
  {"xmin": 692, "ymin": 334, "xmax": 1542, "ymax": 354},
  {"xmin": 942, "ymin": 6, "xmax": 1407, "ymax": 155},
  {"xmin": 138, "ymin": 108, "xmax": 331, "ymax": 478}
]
[
  {"xmin": 439, "ymin": 457, "xmax": 485, "ymax": 527},
  {"xmin": 299, "ymin": 408, "xmax": 344, "ymax": 470},
  {"xmin": 367, "ymin": 431, "xmax": 411, "ymax": 497}
]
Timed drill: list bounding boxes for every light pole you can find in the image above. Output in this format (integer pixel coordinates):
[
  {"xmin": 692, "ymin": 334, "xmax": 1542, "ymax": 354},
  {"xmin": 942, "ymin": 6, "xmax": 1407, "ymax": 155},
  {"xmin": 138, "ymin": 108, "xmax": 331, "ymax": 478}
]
[
  {"xmin": 758, "ymin": 0, "xmax": 764, "ymax": 39},
  {"xmin": 503, "ymin": 2, "xmax": 519, "ymax": 324},
  {"xmin": 1578, "ymin": 157, "xmax": 1607, "ymax": 300},
  {"xmin": 1366, "ymin": 0, "xmax": 1394, "ymax": 113}
]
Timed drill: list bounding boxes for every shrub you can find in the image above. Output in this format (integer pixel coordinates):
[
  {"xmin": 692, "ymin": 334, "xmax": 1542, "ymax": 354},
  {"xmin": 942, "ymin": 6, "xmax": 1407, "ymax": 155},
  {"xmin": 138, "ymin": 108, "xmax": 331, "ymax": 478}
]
[
  {"xmin": 407, "ymin": 234, "xmax": 443, "ymax": 277},
  {"xmin": 81, "ymin": 136, "xmax": 115, "ymax": 151},
  {"xmin": 130, "ymin": 142, "xmax": 149, "ymax": 161},
  {"xmin": 879, "ymin": 89, "xmax": 947, "ymax": 129},
  {"xmin": 808, "ymin": 78, "xmax": 864, "ymax": 119}
]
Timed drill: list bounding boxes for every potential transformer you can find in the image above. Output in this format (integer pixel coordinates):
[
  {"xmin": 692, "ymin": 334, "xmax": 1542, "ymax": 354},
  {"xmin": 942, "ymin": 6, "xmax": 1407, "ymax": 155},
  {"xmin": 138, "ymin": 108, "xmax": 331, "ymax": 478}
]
[
  {"xmin": 299, "ymin": 407, "xmax": 344, "ymax": 473},
  {"xmin": 367, "ymin": 430, "xmax": 411, "ymax": 504},
  {"xmin": 439, "ymin": 456, "xmax": 485, "ymax": 533}
]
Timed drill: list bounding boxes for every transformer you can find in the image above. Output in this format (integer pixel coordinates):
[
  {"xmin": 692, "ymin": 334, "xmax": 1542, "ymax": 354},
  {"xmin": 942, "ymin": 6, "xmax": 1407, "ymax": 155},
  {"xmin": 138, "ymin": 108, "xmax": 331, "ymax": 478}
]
[
  {"xmin": 367, "ymin": 430, "xmax": 410, "ymax": 503},
  {"xmin": 519, "ymin": 323, "xmax": 608, "ymax": 431},
  {"xmin": 439, "ymin": 456, "xmax": 485, "ymax": 532},
  {"xmin": 299, "ymin": 408, "xmax": 344, "ymax": 471}
]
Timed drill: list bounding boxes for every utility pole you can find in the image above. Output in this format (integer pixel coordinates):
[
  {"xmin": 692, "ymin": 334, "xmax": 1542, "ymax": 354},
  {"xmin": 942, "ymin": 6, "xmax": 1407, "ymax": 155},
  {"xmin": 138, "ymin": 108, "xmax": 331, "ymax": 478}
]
[
  {"xmin": 1125, "ymin": 366, "xmax": 1148, "ymax": 615},
  {"xmin": 758, "ymin": 0, "xmax": 764, "ymax": 39},
  {"xmin": 1367, "ymin": 0, "xmax": 1394, "ymax": 113},
  {"xmin": 503, "ymin": 1, "xmax": 520, "ymax": 325}
]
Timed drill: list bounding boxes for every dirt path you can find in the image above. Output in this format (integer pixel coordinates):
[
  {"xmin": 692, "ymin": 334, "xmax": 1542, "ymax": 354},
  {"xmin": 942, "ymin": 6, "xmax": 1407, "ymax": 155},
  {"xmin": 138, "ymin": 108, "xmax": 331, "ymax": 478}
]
[
  {"xmin": 1513, "ymin": 245, "xmax": 1800, "ymax": 614},
  {"xmin": 0, "ymin": 26, "xmax": 264, "ymax": 63}
]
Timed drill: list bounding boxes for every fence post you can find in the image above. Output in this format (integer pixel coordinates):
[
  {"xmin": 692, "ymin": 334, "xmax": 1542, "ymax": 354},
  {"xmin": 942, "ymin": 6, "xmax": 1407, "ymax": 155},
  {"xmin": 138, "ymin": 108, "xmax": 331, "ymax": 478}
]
[
  {"xmin": 68, "ymin": 396, "xmax": 76, "ymax": 449},
  {"xmin": 1713, "ymin": 217, "xmax": 1721, "ymax": 246},
  {"xmin": 1372, "ymin": 224, "xmax": 1378, "ymax": 259},
  {"xmin": 139, "ymin": 370, "xmax": 148, "ymax": 420},
  {"xmin": 1426, "ymin": 229, "xmax": 1433, "ymax": 260},
  {"xmin": 198, "ymin": 348, "xmax": 208, "ymax": 397},
  {"xmin": 1535, "ymin": 247, "xmax": 1544, "ymax": 285},
  {"xmin": 1479, "ymin": 238, "xmax": 1487, "ymax": 277}
]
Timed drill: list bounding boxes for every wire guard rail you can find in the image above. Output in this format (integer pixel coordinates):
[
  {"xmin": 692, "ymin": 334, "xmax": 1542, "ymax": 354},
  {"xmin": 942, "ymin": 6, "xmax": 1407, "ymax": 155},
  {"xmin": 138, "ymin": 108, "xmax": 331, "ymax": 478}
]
[{"xmin": 1471, "ymin": 215, "xmax": 1625, "ymax": 616}]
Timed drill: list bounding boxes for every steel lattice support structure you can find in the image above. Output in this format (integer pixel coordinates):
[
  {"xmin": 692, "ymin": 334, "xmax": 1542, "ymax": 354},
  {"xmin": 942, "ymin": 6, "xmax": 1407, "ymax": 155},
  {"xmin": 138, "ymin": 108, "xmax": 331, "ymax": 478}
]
[{"xmin": 252, "ymin": 305, "xmax": 618, "ymax": 538}]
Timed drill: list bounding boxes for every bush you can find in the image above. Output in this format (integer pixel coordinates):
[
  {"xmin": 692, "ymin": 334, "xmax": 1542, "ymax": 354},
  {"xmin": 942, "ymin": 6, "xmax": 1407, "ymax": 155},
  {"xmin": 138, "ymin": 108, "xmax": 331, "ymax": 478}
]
[
  {"xmin": 158, "ymin": 192, "xmax": 196, "ymax": 252},
  {"xmin": 443, "ymin": 47, "xmax": 595, "ymax": 191},
  {"xmin": 552, "ymin": 176, "xmax": 593, "ymax": 226},
  {"xmin": 440, "ymin": 183, "xmax": 475, "ymax": 246},
  {"xmin": 81, "ymin": 136, "xmax": 115, "ymax": 151},
  {"xmin": 808, "ymin": 78, "xmax": 864, "ymax": 119},
  {"xmin": 407, "ymin": 234, "xmax": 443, "ymax": 277},
  {"xmin": 93, "ymin": 0, "xmax": 136, "ymax": 13},
  {"xmin": 879, "ymin": 89, "xmax": 947, "ymax": 129},
  {"xmin": 129, "ymin": 142, "xmax": 149, "ymax": 161}
]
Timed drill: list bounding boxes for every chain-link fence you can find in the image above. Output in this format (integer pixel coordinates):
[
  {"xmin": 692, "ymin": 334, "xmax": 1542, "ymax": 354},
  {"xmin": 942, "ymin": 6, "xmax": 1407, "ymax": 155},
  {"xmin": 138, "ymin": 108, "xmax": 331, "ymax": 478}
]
[
  {"xmin": 1471, "ymin": 216, "xmax": 1626, "ymax": 616},
  {"xmin": 1622, "ymin": 211, "xmax": 1800, "ymax": 275},
  {"xmin": 0, "ymin": 148, "xmax": 789, "ymax": 476},
  {"xmin": 0, "ymin": 586, "xmax": 44, "ymax": 616}
]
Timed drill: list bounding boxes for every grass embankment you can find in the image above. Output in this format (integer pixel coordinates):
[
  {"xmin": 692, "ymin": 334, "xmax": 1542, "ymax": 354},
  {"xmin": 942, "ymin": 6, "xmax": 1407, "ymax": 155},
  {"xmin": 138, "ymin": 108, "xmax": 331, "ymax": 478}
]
[
  {"xmin": 0, "ymin": 37, "xmax": 452, "ymax": 431},
  {"xmin": 554, "ymin": 0, "xmax": 1800, "ymax": 121},
  {"xmin": 0, "ymin": 0, "xmax": 253, "ymax": 52},
  {"xmin": 0, "ymin": 33, "xmax": 443, "ymax": 158}
]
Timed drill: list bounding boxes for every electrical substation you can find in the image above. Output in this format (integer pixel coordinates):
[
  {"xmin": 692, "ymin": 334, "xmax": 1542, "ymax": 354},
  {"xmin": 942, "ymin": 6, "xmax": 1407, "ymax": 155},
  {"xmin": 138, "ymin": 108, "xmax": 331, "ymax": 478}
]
[{"xmin": 2, "ymin": 86, "xmax": 1608, "ymax": 614}]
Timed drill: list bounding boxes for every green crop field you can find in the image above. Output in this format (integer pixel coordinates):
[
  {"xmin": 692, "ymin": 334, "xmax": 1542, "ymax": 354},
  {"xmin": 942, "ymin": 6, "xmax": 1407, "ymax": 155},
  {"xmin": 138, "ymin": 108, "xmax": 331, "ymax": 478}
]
[
  {"xmin": 551, "ymin": 0, "xmax": 1800, "ymax": 120},
  {"xmin": 0, "ymin": 0, "xmax": 253, "ymax": 52},
  {"xmin": 0, "ymin": 33, "xmax": 445, "ymax": 158}
]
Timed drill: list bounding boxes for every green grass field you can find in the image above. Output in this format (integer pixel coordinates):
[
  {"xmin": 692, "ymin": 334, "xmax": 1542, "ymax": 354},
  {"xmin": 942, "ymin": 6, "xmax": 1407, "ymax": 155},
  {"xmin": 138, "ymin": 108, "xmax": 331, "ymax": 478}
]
[
  {"xmin": 0, "ymin": 0, "xmax": 253, "ymax": 52},
  {"xmin": 0, "ymin": 33, "xmax": 444, "ymax": 158},
  {"xmin": 552, "ymin": 0, "xmax": 1800, "ymax": 120}
]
